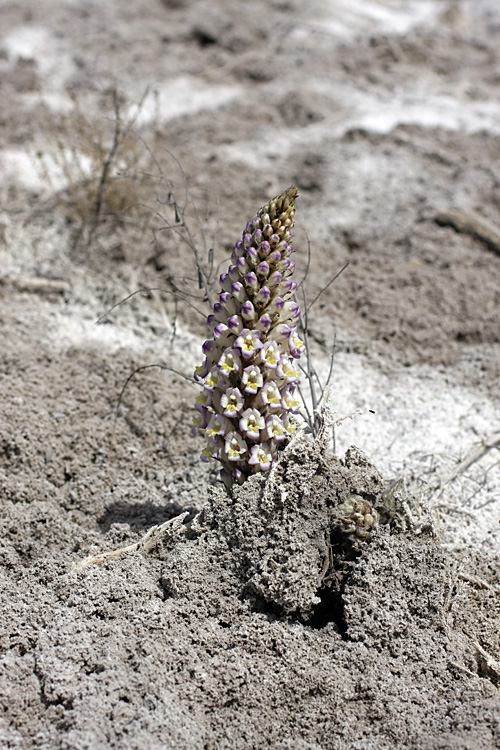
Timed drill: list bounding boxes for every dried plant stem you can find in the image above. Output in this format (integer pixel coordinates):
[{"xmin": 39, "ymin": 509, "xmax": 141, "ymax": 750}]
[
  {"xmin": 96, "ymin": 287, "xmax": 206, "ymax": 325},
  {"xmin": 458, "ymin": 571, "xmax": 497, "ymax": 592},
  {"xmin": 474, "ymin": 641, "xmax": 500, "ymax": 685},
  {"xmin": 296, "ymin": 257, "xmax": 348, "ymax": 437},
  {"xmin": 73, "ymin": 512, "xmax": 189, "ymax": 569},
  {"xmin": 92, "ymin": 90, "xmax": 122, "ymax": 231},
  {"xmin": 439, "ymin": 433, "xmax": 500, "ymax": 488},
  {"xmin": 87, "ymin": 87, "xmax": 151, "ymax": 244},
  {"xmin": 435, "ymin": 208, "xmax": 500, "ymax": 256}
]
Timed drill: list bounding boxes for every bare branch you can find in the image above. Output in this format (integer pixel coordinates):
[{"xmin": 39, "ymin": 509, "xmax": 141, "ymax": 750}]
[
  {"xmin": 306, "ymin": 261, "xmax": 349, "ymax": 318},
  {"xmin": 96, "ymin": 287, "xmax": 206, "ymax": 325},
  {"xmin": 73, "ymin": 512, "xmax": 189, "ymax": 569},
  {"xmin": 440, "ymin": 434, "xmax": 500, "ymax": 488}
]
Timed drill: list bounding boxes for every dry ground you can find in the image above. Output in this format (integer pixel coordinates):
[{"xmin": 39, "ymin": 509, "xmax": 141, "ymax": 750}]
[{"xmin": 1, "ymin": 1, "xmax": 500, "ymax": 748}]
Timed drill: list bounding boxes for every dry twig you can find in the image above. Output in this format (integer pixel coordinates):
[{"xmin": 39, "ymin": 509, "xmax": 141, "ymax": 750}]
[
  {"xmin": 440, "ymin": 434, "xmax": 500, "ymax": 488},
  {"xmin": 435, "ymin": 208, "xmax": 500, "ymax": 256},
  {"xmin": 73, "ymin": 512, "xmax": 189, "ymax": 569}
]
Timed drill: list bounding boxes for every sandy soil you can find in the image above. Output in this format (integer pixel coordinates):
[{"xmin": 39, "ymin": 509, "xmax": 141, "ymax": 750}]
[{"xmin": 1, "ymin": 0, "xmax": 500, "ymax": 747}]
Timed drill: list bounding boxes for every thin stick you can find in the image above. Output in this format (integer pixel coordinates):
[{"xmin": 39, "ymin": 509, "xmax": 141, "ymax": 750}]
[
  {"xmin": 305, "ymin": 261, "xmax": 349, "ymax": 317},
  {"xmin": 89, "ymin": 87, "xmax": 150, "ymax": 244},
  {"xmin": 458, "ymin": 571, "xmax": 496, "ymax": 591},
  {"xmin": 440, "ymin": 434, "xmax": 500, "ymax": 488},
  {"xmin": 95, "ymin": 287, "xmax": 206, "ymax": 324},
  {"xmin": 317, "ymin": 332, "xmax": 337, "ymax": 407},
  {"xmin": 136, "ymin": 136, "xmax": 216, "ymax": 307},
  {"xmin": 435, "ymin": 208, "xmax": 500, "ymax": 256},
  {"xmin": 110, "ymin": 363, "xmax": 195, "ymax": 454},
  {"xmin": 73, "ymin": 512, "xmax": 189, "ymax": 568},
  {"xmin": 115, "ymin": 363, "xmax": 194, "ymax": 418}
]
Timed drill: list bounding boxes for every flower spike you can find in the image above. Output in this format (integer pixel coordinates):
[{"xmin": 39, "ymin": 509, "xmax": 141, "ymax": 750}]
[{"xmin": 194, "ymin": 186, "xmax": 303, "ymax": 487}]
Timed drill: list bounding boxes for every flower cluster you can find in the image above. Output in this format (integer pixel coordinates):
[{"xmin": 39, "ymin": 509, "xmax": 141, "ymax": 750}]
[
  {"xmin": 194, "ymin": 186, "xmax": 304, "ymax": 488},
  {"xmin": 335, "ymin": 494, "xmax": 379, "ymax": 541}
]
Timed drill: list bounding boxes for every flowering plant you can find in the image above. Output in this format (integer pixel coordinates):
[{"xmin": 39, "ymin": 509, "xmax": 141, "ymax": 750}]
[{"xmin": 193, "ymin": 186, "xmax": 304, "ymax": 488}]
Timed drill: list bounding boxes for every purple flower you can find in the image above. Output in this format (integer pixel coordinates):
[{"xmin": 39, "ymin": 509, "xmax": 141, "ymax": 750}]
[
  {"xmin": 260, "ymin": 341, "xmax": 281, "ymax": 369},
  {"xmin": 265, "ymin": 414, "xmax": 286, "ymax": 443},
  {"xmin": 213, "ymin": 323, "xmax": 228, "ymax": 340},
  {"xmin": 260, "ymin": 381, "xmax": 282, "ymax": 410},
  {"xmin": 206, "ymin": 413, "xmax": 230, "ymax": 438},
  {"xmin": 242, "ymin": 365, "xmax": 263, "ymax": 394},
  {"xmin": 248, "ymin": 443, "xmax": 273, "ymax": 472},
  {"xmin": 276, "ymin": 354, "xmax": 299, "ymax": 384},
  {"xmin": 218, "ymin": 348, "xmax": 241, "ymax": 377},
  {"xmin": 281, "ymin": 385, "xmax": 301, "ymax": 414},
  {"xmin": 288, "ymin": 329, "xmax": 305, "ymax": 359},
  {"xmin": 239, "ymin": 408, "xmax": 265, "ymax": 440},
  {"xmin": 268, "ymin": 271, "xmax": 282, "ymax": 289},
  {"xmin": 225, "ymin": 431, "xmax": 248, "ymax": 461},
  {"xmin": 235, "ymin": 329, "xmax": 263, "ymax": 360},
  {"xmin": 220, "ymin": 387, "xmax": 245, "ymax": 417},
  {"xmin": 283, "ymin": 279, "xmax": 297, "ymax": 294}
]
